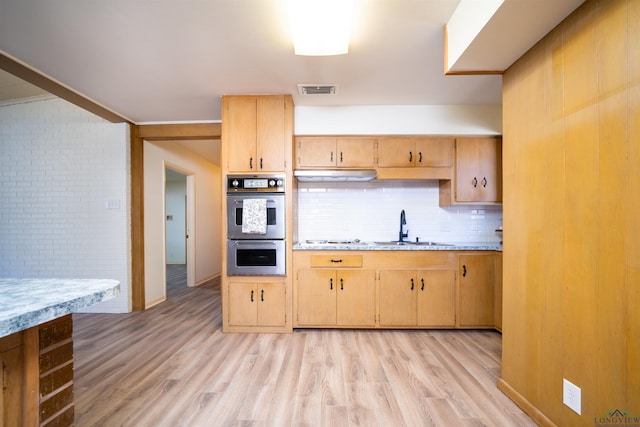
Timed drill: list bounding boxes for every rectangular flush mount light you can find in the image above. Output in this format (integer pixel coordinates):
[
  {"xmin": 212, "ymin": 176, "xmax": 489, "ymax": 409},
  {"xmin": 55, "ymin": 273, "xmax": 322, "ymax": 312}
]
[{"xmin": 287, "ymin": 0, "xmax": 354, "ymax": 56}]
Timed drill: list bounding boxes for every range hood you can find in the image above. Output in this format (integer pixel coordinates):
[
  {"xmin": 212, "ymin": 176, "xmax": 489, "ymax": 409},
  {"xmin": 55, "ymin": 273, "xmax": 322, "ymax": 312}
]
[{"xmin": 294, "ymin": 169, "xmax": 377, "ymax": 182}]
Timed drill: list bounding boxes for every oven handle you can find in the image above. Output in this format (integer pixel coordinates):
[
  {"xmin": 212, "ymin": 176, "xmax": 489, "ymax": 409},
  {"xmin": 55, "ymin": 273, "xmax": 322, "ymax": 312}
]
[
  {"xmin": 233, "ymin": 199, "xmax": 279, "ymax": 205},
  {"xmin": 231, "ymin": 241, "xmax": 280, "ymax": 248}
]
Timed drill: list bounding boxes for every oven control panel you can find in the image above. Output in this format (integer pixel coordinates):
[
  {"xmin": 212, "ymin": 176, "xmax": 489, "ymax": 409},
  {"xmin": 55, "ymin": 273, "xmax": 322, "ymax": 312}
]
[{"xmin": 227, "ymin": 174, "xmax": 285, "ymax": 193}]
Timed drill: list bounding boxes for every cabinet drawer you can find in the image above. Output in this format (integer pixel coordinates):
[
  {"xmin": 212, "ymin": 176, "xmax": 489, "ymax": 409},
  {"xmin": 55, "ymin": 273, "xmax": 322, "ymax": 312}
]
[{"xmin": 310, "ymin": 255, "xmax": 363, "ymax": 268}]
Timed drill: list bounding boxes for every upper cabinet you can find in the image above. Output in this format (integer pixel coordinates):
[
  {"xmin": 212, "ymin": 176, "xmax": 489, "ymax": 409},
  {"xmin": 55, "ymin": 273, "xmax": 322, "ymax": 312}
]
[
  {"xmin": 376, "ymin": 136, "xmax": 454, "ymax": 180},
  {"xmin": 222, "ymin": 95, "xmax": 293, "ymax": 173},
  {"xmin": 295, "ymin": 136, "xmax": 376, "ymax": 168},
  {"xmin": 377, "ymin": 137, "xmax": 453, "ymax": 168},
  {"xmin": 440, "ymin": 137, "xmax": 502, "ymax": 205}
]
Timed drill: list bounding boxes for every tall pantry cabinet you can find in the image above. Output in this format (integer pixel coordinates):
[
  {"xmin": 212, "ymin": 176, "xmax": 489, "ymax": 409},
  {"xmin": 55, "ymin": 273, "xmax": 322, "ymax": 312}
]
[{"xmin": 221, "ymin": 95, "xmax": 294, "ymax": 333}]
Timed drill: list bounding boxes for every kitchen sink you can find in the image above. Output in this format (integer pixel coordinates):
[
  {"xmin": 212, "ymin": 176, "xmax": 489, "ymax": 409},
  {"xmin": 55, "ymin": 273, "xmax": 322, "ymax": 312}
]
[
  {"xmin": 373, "ymin": 241, "xmax": 453, "ymax": 246},
  {"xmin": 412, "ymin": 241, "xmax": 453, "ymax": 246},
  {"xmin": 373, "ymin": 241, "xmax": 413, "ymax": 246}
]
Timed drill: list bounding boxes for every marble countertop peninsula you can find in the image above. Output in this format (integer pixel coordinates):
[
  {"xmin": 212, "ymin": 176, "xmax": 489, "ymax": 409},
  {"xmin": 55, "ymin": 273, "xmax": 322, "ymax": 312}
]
[{"xmin": 0, "ymin": 278, "xmax": 120, "ymax": 338}]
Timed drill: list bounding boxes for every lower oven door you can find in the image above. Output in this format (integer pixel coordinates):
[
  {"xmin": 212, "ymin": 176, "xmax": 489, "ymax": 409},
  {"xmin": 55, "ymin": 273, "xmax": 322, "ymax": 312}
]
[{"xmin": 227, "ymin": 240, "xmax": 286, "ymax": 276}]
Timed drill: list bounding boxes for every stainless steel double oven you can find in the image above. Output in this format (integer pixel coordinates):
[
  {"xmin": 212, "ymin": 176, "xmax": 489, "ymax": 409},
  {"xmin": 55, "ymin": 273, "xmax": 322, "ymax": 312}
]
[{"xmin": 226, "ymin": 174, "xmax": 286, "ymax": 276}]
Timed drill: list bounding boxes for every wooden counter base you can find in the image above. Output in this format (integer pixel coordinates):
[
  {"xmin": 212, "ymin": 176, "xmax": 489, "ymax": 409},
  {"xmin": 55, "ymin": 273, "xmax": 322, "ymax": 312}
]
[{"xmin": 1, "ymin": 315, "xmax": 74, "ymax": 426}]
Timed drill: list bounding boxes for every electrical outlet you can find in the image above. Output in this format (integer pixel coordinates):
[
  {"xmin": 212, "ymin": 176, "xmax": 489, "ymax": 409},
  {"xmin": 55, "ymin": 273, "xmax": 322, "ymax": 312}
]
[{"xmin": 563, "ymin": 379, "xmax": 582, "ymax": 415}]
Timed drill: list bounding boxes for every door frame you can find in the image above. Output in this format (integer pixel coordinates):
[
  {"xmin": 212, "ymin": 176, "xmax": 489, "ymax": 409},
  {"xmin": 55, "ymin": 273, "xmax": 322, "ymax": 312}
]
[{"xmin": 131, "ymin": 123, "xmax": 221, "ymax": 309}]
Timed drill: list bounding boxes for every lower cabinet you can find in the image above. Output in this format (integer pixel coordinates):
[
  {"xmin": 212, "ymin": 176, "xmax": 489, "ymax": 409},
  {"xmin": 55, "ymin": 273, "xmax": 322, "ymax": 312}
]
[
  {"xmin": 379, "ymin": 269, "xmax": 456, "ymax": 327},
  {"xmin": 296, "ymin": 269, "xmax": 376, "ymax": 327},
  {"xmin": 293, "ymin": 250, "xmax": 499, "ymax": 330},
  {"xmin": 227, "ymin": 281, "xmax": 286, "ymax": 327},
  {"xmin": 458, "ymin": 254, "xmax": 496, "ymax": 327}
]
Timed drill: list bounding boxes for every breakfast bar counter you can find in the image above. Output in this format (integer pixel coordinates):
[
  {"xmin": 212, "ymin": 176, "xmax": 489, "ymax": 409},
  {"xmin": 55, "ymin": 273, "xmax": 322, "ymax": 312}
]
[{"xmin": 0, "ymin": 278, "xmax": 120, "ymax": 426}]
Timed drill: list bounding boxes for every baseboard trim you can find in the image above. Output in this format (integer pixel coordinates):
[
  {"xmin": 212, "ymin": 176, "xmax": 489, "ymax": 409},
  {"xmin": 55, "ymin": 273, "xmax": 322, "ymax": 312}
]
[{"xmin": 497, "ymin": 378, "xmax": 556, "ymax": 427}]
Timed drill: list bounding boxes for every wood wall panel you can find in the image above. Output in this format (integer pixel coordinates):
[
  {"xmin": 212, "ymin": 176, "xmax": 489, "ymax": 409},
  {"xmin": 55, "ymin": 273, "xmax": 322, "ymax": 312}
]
[{"xmin": 501, "ymin": 0, "xmax": 638, "ymax": 425}]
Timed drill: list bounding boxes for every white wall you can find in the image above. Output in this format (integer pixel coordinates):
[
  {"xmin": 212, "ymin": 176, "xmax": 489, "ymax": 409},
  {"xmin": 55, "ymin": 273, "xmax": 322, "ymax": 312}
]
[
  {"xmin": 294, "ymin": 105, "xmax": 502, "ymax": 135},
  {"xmin": 144, "ymin": 140, "xmax": 221, "ymax": 308},
  {"xmin": 297, "ymin": 181, "xmax": 502, "ymax": 244},
  {"xmin": 165, "ymin": 177, "xmax": 187, "ymax": 264},
  {"xmin": 0, "ymin": 97, "xmax": 131, "ymax": 313}
]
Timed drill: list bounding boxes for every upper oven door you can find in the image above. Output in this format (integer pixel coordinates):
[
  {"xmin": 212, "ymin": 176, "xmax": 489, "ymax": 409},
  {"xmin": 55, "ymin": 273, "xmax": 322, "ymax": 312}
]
[{"xmin": 227, "ymin": 194, "xmax": 285, "ymax": 240}]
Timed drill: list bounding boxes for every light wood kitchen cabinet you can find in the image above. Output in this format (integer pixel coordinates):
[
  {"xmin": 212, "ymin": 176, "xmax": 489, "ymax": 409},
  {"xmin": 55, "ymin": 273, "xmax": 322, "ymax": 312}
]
[
  {"xmin": 227, "ymin": 281, "xmax": 286, "ymax": 327},
  {"xmin": 293, "ymin": 250, "xmax": 499, "ymax": 330},
  {"xmin": 295, "ymin": 136, "xmax": 376, "ymax": 169},
  {"xmin": 440, "ymin": 137, "xmax": 502, "ymax": 205},
  {"xmin": 296, "ymin": 269, "xmax": 376, "ymax": 327},
  {"xmin": 379, "ymin": 269, "xmax": 456, "ymax": 327},
  {"xmin": 458, "ymin": 254, "xmax": 495, "ymax": 327},
  {"xmin": 377, "ymin": 137, "xmax": 453, "ymax": 168},
  {"xmin": 223, "ymin": 95, "xmax": 292, "ymax": 172},
  {"xmin": 494, "ymin": 252, "xmax": 502, "ymax": 331}
]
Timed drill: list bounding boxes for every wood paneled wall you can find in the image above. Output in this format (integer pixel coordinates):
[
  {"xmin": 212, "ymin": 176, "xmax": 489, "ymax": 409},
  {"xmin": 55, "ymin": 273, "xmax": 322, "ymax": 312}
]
[{"xmin": 500, "ymin": 0, "xmax": 639, "ymax": 425}]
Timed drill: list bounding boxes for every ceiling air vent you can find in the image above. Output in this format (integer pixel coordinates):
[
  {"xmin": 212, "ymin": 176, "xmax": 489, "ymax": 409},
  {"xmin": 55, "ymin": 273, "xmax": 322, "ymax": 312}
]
[{"xmin": 297, "ymin": 84, "xmax": 338, "ymax": 95}]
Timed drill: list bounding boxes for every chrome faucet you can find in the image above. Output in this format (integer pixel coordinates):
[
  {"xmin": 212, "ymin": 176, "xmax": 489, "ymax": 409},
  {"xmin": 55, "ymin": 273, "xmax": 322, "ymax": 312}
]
[{"xmin": 399, "ymin": 210, "xmax": 408, "ymax": 242}]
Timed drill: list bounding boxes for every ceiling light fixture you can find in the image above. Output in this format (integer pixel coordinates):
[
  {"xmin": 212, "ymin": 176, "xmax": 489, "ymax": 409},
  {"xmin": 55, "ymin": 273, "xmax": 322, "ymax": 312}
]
[{"xmin": 287, "ymin": 0, "xmax": 354, "ymax": 56}]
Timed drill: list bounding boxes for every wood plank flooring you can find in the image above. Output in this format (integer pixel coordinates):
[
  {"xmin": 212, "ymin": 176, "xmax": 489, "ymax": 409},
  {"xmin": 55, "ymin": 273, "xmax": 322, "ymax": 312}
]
[{"xmin": 73, "ymin": 265, "xmax": 535, "ymax": 427}]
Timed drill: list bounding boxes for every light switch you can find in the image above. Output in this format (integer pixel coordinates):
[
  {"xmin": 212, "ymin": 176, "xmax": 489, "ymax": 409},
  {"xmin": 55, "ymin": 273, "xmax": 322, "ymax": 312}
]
[{"xmin": 106, "ymin": 199, "xmax": 120, "ymax": 210}]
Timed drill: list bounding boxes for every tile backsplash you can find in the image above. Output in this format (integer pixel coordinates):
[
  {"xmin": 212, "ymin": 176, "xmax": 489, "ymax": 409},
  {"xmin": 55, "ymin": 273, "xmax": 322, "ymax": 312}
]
[{"xmin": 297, "ymin": 181, "xmax": 502, "ymax": 243}]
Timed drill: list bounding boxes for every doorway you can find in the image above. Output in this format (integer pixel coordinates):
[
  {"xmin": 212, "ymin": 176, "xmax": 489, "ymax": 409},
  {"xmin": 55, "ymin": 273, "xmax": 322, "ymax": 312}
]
[{"xmin": 165, "ymin": 166, "xmax": 195, "ymax": 293}]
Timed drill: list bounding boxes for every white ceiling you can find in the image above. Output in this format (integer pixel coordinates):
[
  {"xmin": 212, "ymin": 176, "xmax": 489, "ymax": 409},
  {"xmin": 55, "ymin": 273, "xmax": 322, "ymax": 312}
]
[{"xmin": 0, "ymin": 0, "xmax": 584, "ymax": 125}]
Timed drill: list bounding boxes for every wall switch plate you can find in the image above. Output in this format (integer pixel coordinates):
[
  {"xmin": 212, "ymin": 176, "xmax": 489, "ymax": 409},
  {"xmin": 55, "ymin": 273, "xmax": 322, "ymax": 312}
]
[
  {"xmin": 563, "ymin": 378, "xmax": 582, "ymax": 415},
  {"xmin": 106, "ymin": 199, "xmax": 120, "ymax": 210}
]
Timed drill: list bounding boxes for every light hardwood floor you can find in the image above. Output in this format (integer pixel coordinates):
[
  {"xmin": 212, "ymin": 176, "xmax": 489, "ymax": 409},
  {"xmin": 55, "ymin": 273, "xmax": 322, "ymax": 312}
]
[{"xmin": 73, "ymin": 265, "xmax": 535, "ymax": 427}]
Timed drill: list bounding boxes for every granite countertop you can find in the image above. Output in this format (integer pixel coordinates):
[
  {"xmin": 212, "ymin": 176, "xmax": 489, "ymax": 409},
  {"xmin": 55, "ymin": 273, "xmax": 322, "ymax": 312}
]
[
  {"xmin": 0, "ymin": 278, "xmax": 120, "ymax": 338},
  {"xmin": 293, "ymin": 241, "xmax": 502, "ymax": 251}
]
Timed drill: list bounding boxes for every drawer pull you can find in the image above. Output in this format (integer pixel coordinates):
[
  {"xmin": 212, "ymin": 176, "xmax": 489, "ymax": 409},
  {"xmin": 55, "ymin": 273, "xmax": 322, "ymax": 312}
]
[{"xmin": 330, "ymin": 259, "xmax": 343, "ymax": 263}]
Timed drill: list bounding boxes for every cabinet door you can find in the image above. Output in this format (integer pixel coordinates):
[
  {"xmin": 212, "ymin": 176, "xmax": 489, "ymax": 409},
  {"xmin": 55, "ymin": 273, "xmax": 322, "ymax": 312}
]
[
  {"xmin": 336, "ymin": 270, "xmax": 376, "ymax": 326},
  {"xmin": 458, "ymin": 255, "xmax": 495, "ymax": 327},
  {"xmin": 455, "ymin": 138, "xmax": 482, "ymax": 202},
  {"xmin": 336, "ymin": 138, "xmax": 376, "ymax": 168},
  {"xmin": 379, "ymin": 270, "xmax": 417, "ymax": 326},
  {"xmin": 417, "ymin": 270, "xmax": 456, "ymax": 326},
  {"xmin": 295, "ymin": 137, "xmax": 337, "ymax": 168},
  {"xmin": 477, "ymin": 137, "xmax": 502, "ymax": 202},
  {"xmin": 455, "ymin": 137, "xmax": 502, "ymax": 203},
  {"xmin": 296, "ymin": 269, "xmax": 336, "ymax": 325},
  {"xmin": 377, "ymin": 138, "xmax": 414, "ymax": 167},
  {"xmin": 228, "ymin": 282, "xmax": 258, "ymax": 326},
  {"xmin": 415, "ymin": 137, "xmax": 454, "ymax": 167},
  {"xmin": 256, "ymin": 96, "xmax": 286, "ymax": 172},
  {"xmin": 225, "ymin": 97, "xmax": 257, "ymax": 172},
  {"xmin": 257, "ymin": 281, "xmax": 286, "ymax": 326}
]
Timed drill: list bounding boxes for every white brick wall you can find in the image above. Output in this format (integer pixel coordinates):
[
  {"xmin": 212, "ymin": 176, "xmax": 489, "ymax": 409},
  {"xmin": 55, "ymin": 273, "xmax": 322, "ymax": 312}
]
[
  {"xmin": 0, "ymin": 97, "xmax": 131, "ymax": 313},
  {"xmin": 297, "ymin": 181, "xmax": 502, "ymax": 243}
]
